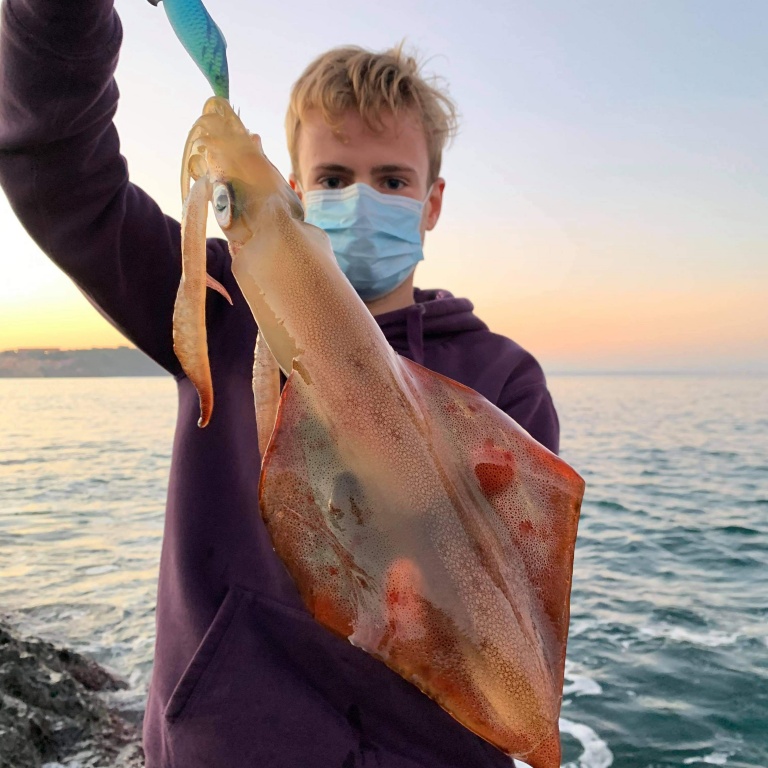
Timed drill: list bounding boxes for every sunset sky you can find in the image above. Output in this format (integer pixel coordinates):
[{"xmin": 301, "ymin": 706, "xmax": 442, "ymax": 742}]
[{"xmin": 1, "ymin": 0, "xmax": 766, "ymax": 372}]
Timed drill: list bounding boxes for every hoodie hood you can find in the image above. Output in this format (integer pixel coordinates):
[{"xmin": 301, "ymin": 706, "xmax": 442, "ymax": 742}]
[{"xmin": 375, "ymin": 288, "xmax": 489, "ymax": 365}]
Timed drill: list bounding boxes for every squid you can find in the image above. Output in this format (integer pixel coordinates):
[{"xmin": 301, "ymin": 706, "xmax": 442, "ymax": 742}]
[{"xmin": 171, "ymin": 97, "xmax": 584, "ymax": 768}]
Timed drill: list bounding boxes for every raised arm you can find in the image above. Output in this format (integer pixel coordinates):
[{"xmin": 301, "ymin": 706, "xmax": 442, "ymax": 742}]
[{"xmin": 0, "ymin": 0, "xmax": 230, "ymax": 373}]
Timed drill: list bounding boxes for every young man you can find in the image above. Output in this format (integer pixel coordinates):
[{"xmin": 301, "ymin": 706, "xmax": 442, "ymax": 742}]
[{"xmin": 0, "ymin": 0, "xmax": 559, "ymax": 765}]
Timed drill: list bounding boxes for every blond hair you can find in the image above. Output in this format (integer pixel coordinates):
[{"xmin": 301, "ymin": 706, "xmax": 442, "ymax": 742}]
[{"xmin": 286, "ymin": 44, "xmax": 458, "ymax": 185}]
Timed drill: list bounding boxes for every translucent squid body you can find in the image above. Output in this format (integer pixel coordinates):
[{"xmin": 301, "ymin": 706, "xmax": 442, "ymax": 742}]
[{"xmin": 172, "ymin": 97, "xmax": 584, "ymax": 768}]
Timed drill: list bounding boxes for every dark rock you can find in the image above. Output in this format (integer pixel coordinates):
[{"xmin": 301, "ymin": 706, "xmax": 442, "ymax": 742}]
[{"xmin": 0, "ymin": 621, "xmax": 144, "ymax": 768}]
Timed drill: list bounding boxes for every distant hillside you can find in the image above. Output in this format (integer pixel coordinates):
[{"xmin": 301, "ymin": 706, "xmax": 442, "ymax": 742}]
[{"xmin": 0, "ymin": 347, "xmax": 166, "ymax": 377}]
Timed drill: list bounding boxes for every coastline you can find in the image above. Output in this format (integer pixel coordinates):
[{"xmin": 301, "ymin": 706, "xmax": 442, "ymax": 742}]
[
  {"xmin": 1, "ymin": 346, "xmax": 766, "ymax": 380},
  {"xmin": 0, "ymin": 348, "xmax": 165, "ymax": 378}
]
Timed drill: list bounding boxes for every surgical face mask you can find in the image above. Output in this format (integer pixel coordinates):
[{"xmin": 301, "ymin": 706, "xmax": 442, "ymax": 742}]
[{"xmin": 302, "ymin": 183, "xmax": 431, "ymax": 301}]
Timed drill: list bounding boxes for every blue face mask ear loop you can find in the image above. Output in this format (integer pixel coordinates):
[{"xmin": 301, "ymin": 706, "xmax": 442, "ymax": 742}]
[{"xmin": 418, "ymin": 181, "xmax": 436, "ymax": 242}]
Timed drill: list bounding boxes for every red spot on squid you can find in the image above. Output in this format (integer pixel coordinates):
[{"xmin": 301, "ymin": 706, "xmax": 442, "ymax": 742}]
[
  {"xmin": 519, "ymin": 519, "xmax": 534, "ymax": 536},
  {"xmin": 475, "ymin": 462, "xmax": 516, "ymax": 497}
]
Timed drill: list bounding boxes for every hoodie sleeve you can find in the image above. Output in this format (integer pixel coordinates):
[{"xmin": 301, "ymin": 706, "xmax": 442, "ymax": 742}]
[
  {"xmin": 0, "ymin": 0, "xmax": 228, "ymax": 375},
  {"xmin": 498, "ymin": 356, "xmax": 560, "ymax": 455}
]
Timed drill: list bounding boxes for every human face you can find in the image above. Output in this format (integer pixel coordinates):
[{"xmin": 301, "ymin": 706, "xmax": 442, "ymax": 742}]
[{"xmin": 290, "ymin": 108, "xmax": 445, "ymax": 241}]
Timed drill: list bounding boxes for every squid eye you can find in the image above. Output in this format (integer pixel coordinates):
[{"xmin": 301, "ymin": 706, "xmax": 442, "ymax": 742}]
[{"xmin": 212, "ymin": 183, "xmax": 233, "ymax": 228}]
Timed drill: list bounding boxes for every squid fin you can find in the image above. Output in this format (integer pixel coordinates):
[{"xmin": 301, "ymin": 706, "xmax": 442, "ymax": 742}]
[{"xmin": 258, "ymin": 358, "xmax": 583, "ymax": 766}]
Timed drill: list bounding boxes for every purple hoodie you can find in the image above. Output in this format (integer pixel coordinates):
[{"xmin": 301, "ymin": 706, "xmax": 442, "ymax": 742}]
[{"xmin": 0, "ymin": 1, "xmax": 559, "ymax": 765}]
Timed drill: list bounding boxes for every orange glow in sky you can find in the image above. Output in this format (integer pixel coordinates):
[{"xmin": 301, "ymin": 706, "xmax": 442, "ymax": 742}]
[{"xmin": 0, "ymin": 0, "xmax": 766, "ymax": 373}]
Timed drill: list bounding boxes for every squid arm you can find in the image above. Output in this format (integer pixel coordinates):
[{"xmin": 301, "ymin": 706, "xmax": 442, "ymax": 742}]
[{"xmin": 172, "ymin": 175, "xmax": 232, "ymax": 428}]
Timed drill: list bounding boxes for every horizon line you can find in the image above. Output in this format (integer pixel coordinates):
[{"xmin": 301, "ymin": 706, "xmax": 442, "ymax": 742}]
[{"xmin": 1, "ymin": 345, "xmax": 766, "ymax": 377}]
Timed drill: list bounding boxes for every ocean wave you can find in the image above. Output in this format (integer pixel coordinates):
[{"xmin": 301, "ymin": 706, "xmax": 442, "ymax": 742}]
[
  {"xmin": 639, "ymin": 623, "xmax": 741, "ymax": 648},
  {"xmin": 563, "ymin": 669, "xmax": 603, "ymax": 698},
  {"xmin": 682, "ymin": 752, "xmax": 732, "ymax": 765},
  {"xmin": 515, "ymin": 719, "xmax": 614, "ymax": 768},
  {"xmin": 558, "ymin": 718, "xmax": 614, "ymax": 768},
  {"xmin": 563, "ymin": 660, "xmax": 603, "ymax": 696}
]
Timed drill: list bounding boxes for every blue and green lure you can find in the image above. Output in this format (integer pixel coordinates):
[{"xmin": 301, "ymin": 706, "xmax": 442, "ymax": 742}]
[{"xmin": 149, "ymin": 0, "xmax": 230, "ymax": 100}]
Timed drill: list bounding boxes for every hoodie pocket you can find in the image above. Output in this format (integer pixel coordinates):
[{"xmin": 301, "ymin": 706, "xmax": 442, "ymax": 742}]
[
  {"xmin": 161, "ymin": 585, "xmax": 379, "ymax": 768},
  {"xmin": 163, "ymin": 586, "xmax": 243, "ymax": 725}
]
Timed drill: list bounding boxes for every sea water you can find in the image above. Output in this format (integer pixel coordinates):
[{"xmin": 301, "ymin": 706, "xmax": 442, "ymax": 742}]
[{"xmin": 1, "ymin": 375, "xmax": 766, "ymax": 767}]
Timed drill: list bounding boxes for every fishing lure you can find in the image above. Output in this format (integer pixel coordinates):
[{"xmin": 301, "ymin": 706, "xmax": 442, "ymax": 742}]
[{"xmin": 148, "ymin": 0, "xmax": 230, "ymax": 100}]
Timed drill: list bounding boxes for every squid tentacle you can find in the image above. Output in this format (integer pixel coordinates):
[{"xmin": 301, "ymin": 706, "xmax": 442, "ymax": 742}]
[{"xmin": 173, "ymin": 175, "xmax": 214, "ymax": 428}]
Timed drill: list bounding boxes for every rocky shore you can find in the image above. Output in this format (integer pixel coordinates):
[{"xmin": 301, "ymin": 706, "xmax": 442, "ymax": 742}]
[{"xmin": 0, "ymin": 619, "xmax": 144, "ymax": 768}]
